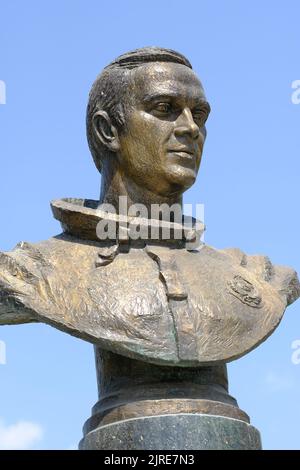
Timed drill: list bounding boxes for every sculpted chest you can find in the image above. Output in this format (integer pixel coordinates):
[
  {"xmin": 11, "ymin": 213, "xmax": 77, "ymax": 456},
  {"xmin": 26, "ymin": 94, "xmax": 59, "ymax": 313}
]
[
  {"xmin": 87, "ymin": 244, "xmax": 286, "ymax": 365},
  {"xmin": 2, "ymin": 236, "xmax": 290, "ymax": 366}
]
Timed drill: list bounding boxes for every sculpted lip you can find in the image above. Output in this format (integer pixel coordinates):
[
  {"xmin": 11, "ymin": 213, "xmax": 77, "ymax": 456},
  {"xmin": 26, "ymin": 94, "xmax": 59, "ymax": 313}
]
[
  {"xmin": 167, "ymin": 149, "xmax": 196, "ymax": 169},
  {"xmin": 168, "ymin": 148, "xmax": 195, "ymax": 158}
]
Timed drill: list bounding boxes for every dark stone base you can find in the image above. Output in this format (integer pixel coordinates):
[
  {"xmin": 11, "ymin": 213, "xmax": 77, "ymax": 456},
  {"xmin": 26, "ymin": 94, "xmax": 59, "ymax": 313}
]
[{"xmin": 79, "ymin": 413, "xmax": 262, "ymax": 450}]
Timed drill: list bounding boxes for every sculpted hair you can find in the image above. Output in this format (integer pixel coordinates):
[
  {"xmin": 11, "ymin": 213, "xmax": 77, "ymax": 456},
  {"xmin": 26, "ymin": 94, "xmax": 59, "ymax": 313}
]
[{"xmin": 86, "ymin": 47, "xmax": 193, "ymax": 173}]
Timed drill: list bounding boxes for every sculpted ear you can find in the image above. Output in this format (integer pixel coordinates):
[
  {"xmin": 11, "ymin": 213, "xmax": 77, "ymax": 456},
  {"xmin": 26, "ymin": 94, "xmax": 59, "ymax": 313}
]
[{"xmin": 92, "ymin": 111, "xmax": 120, "ymax": 152}]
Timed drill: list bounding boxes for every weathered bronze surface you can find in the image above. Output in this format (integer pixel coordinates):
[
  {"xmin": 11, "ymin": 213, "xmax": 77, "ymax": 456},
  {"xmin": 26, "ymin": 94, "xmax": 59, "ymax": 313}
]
[
  {"xmin": 83, "ymin": 349, "xmax": 250, "ymax": 433},
  {"xmin": 0, "ymin": 47, "xmax": 299, "ymax": 447},
  {"xmin": 90, "ymin": 399, "xmax": 250, "ymax": 427},
  {"xmin": 0, "ymin": 197, "xmax": 298, "ymax": 365}
]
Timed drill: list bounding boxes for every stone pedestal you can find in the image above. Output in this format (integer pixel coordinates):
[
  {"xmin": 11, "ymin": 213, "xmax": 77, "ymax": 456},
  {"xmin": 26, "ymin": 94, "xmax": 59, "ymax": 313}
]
[
  {"xmin": 79, "ymin": 348, "xmax": 262, "ymax": 450},
  {"xmin": 80, "ymin": 414, "xmax": 261, "ymax": 450}
]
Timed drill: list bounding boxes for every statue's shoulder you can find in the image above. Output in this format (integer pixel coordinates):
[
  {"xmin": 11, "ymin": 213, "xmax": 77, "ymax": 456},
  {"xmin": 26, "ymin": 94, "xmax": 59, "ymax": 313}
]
[
  {"xmin": 0, "ymin": 236, "xmax": 72, "ymax": 278},
  {"xmin": 0, "ymin": 239, "xmax": 52, "ymax": 324},
  {"xmin": 198, "ymin": 244, "xmax": 300, "ymax": 307},
  {"xmin": 0, "ymin": 234, "xmax": 93, "ymax": 325}
]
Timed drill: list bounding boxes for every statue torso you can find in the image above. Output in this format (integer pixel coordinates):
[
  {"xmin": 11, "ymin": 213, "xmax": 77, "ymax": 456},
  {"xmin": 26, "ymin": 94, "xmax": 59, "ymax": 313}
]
[{"xmin": 1, "ymin": 227, "xmax": 297, "ymax": 366}]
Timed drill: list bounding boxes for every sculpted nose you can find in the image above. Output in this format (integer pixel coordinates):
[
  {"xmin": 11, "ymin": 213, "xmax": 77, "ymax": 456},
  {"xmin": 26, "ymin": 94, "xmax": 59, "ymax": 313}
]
[{"xmin": 174, "ymin": 108, "xmax": 200, "ymax": 139}]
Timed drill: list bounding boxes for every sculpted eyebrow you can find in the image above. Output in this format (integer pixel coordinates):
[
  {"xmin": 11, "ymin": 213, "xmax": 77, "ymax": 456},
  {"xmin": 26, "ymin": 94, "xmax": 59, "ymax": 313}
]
[
  {"xmin": 142, "ymin": 93, "xmax": 177, "ymax": 103},
  {"xmin": 142, "ymin": 94, "xmax": 210, "ymax": 110},
  {"xmin": 193, "ymin": 100, "xmax": 210, "ymax": 109}
]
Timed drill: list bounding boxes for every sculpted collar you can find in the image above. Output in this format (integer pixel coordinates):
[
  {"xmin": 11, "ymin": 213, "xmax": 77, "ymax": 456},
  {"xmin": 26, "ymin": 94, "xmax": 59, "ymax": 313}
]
[{"xmin": 51, "ymin": 198, "xmax": 205, "ymax": 250}]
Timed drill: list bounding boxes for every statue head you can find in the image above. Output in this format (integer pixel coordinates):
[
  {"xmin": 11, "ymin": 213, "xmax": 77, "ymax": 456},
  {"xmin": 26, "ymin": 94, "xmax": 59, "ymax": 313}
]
[{"xmin": 86, "ymin": 47, "xmax": 210, "ymax": 201}]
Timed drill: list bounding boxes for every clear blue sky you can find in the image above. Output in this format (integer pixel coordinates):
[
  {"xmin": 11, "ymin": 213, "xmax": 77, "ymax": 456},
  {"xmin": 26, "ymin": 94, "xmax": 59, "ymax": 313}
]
[{"xmin": 0, "ymin": 0, "xmax": 299, "ymax": 450}]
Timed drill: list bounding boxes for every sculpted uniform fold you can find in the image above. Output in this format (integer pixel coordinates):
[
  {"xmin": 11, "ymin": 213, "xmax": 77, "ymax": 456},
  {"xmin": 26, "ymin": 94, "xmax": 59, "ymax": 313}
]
[{"xmin": 0, "ymin": 197, "xmax": 299, "ymax": 366}]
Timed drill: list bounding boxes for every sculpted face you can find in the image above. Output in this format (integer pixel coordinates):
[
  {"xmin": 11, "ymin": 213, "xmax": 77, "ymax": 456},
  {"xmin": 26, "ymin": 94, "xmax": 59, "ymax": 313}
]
[{"xmin": 118, "ymin": 62, "xmax": 210, "ymax": 196}]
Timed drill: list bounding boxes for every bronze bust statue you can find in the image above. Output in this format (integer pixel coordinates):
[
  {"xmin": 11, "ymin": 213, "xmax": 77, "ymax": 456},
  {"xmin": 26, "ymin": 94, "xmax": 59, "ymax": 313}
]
[{"xmin": 1, "ymin": 47, "xmax": 299, "ymax": 449}]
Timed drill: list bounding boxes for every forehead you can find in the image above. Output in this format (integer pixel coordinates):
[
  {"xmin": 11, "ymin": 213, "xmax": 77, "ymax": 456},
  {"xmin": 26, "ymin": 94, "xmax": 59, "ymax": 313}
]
[{"xmin": 129, "ymin": 62, "xmax": 206, "ymax": 103}]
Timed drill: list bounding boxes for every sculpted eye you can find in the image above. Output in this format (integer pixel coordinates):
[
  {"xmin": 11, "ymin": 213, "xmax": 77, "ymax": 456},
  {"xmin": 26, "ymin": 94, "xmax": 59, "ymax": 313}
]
[
  {"xmin": 154, "ymin": 102, "xmax": 172, "ymax": 114},
  {"xmin": 193, "ymin": 104, "xmax": 210, "ymax": 125}
]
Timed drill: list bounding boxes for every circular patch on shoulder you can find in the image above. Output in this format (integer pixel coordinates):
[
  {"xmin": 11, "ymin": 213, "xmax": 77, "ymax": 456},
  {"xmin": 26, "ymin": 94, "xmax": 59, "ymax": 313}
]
[{"xmin": 228, "ymin": 275, "xmax": 262, "ymax": 308}]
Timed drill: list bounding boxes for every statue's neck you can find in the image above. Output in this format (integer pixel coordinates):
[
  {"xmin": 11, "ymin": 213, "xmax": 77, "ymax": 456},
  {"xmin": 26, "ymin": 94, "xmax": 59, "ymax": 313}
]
[{"xmin": 98, "ymin": 167, "xmax": 183, "ymax": 221}]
